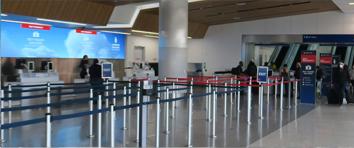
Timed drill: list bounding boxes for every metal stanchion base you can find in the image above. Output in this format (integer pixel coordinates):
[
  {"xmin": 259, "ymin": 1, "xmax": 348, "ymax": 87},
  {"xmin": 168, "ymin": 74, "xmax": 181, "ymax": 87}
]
[
  {"xmin": 163, "ymin": 131, "xmax": 170, "ymax": 134},
  {"xmin": 87, "ymin": 135, "xmax": 95, "ymax": 138},
  {"xmin": 223, "ymin": 115, "xmax": 228, "ymax": 117},
  {"xmin": 248, "ymin": 122, "xmax": 252, "ymax": 125},
  {"xmin": 121, "ymin": 127, "xmax": 128, "ymax": 130},
  {"xmin": 170, "ymin": 116, "xmax": 175, "ymax": 119},
  {"xmin": 0, "ymin": 139, "xmax": 6, "ymax": 144},
  {"xmin": 259, "ymin": 117, "xmax": 264, "ymax": 120},
  {"xmin": 186, "ymin": 144, "xmax": 193, "ymax": 147},
  {"xmin": 210, "ymin": 135, "xmax": 217, "ymax": 138}
]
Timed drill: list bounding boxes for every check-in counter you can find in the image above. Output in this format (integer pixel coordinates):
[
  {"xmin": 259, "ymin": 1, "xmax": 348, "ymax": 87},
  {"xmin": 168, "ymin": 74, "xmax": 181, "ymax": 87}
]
[{"xmin": 4, "ymin": 72, "xmax": 64, "ymax": 107}]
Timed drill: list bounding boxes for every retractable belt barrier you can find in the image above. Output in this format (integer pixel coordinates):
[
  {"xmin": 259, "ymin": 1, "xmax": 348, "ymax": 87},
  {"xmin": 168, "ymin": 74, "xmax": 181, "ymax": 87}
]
[{"xmin": 0, "ymin": 76, "xmax": 299, "ymax": 147}]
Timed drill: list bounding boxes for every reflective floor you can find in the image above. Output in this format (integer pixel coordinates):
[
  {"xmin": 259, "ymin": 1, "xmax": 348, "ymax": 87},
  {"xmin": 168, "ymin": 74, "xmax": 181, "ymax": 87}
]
[{"xmin": 1, "ymin": 88, "xmax": 315, "ymax": 147}]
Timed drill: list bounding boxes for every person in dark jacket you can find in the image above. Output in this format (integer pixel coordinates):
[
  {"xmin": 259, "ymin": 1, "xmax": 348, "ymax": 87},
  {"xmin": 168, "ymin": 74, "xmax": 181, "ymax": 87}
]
[
  {"xmin": 89, "ymin": 59, "xmax": 103, "ymax": 97},
  {"xmin": 244, "ymin": 61, "xmax": 257, "ymax": 77},
  {"xmin": 316, "ymin": 66, "xmax": 324, "ymax": 96},
  {"xmin": 332, "ymin": 62, "xmax": 349, "ymax": 104},
  {"xmin": 294, "ymin": 62, "xmax": 301, "ymax": 79},
  {"xmin": 231, "ymin": 61, "xmax": 243, "ymax": 75},
  {"xmin": 79, "ymin": 55, "xmax": 89, "ymax": 79}
]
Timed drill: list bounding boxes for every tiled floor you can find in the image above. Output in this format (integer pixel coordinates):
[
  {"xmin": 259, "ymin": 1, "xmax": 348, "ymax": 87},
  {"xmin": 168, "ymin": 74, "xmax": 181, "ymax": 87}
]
[{"xmin": 0, "ymin": 87, "xmax": 317, "ymax": 147}]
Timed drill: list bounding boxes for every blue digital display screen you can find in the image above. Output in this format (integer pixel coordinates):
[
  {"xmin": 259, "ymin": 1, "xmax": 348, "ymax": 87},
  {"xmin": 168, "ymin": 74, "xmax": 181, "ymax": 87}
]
[{"xmin": 1, "ymin": 22, "xmax": 126, "ymax": 59}]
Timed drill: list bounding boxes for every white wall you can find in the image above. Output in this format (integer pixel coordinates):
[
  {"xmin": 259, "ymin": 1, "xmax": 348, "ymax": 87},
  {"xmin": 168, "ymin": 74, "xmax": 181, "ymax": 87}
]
[
  {"xmin": 126, "ymin": 10, "xmax": 354, "ymax": 75},
  {"xmin": 201, "ymin": 10, "xmax": 354, "ymax": 74}
]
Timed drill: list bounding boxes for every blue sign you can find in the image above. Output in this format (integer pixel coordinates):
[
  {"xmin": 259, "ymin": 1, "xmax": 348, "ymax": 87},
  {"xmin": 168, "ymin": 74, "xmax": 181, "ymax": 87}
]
[
  {"xmin": 303, "ymin": 34, "xmax": 354, "ymax": 43},
  {"xmin": 1, "ymin": 22, "xmax": 126, "ymax": 59},
  {"xmin": 102, "ymin": 63, "xmax": 113, "ymax": 78},
  {"xmin": 257, "ymin": 66, "xmax": 268, "ymax": 83},
  {"xmin": 300, "ymin": 51, "xmax": 316, "ymax": 104}
]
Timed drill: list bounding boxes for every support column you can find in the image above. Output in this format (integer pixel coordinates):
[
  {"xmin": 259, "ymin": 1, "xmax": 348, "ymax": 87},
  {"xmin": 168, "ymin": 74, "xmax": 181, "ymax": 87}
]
[{"xmin": 159, "ymin": 0, "xmax": 188, "ymax": 78}]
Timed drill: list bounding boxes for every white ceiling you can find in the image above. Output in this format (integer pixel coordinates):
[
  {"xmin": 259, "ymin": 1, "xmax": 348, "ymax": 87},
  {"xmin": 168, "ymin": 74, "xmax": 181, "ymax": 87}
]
[{"xmin": 332, "ymin": 0, "xmax": 354, "ymax": 13}]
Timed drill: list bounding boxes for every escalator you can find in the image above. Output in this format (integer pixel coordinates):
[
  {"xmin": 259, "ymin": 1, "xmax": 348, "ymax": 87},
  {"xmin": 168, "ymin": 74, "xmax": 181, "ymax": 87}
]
[
  {"xmin": 273, "ymin": 45, "xmax": 289, "ymax": 69},
  {"xmin": 291, "ymin": 44, "xmax": 309, "ymax": 70}
]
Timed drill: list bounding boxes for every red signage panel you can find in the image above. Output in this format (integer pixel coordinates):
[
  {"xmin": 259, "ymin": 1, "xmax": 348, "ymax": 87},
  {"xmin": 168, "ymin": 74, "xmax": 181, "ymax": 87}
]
[
  {"xmin": 76, "ymin": 29, "xmax": 97, "ymax": 35},
  {"xmin": 21, "ymin": 23, "xmax": 51, "ymax": 30},
  {"xmin": 301, "ymin": 51, "xmax": 316, "ymax": 64}
]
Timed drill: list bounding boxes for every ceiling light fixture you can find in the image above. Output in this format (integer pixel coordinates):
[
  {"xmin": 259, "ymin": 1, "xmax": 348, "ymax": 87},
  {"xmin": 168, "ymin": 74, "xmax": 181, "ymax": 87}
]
[
  {"xmin": 349, "ymin": 2, "xmax": 354, "ymax": 5},
  {"xmin": 132, "ymin": 30, "xmax": 159, "ymax": 35},
  {"xmin": 1, "ymin": 13, "xmax": 7, "ymax": 17},
  {"xmin": 1, "ymin": 19, "xmax": 51, "ymax": 26},
  {"xmin": 37, "ymin": 18, "xmax": 87, "ymax": 26},
  {"xmin": 237, "ymin": 2, "xmax": 247, "ymax": 6},
  {"xmin": 101, "ymin": 30, "xmax": 131, "ymax": 35},
  {"xmin": 144, "ymin": 35, "xmax": 159, "ymax": 39}
]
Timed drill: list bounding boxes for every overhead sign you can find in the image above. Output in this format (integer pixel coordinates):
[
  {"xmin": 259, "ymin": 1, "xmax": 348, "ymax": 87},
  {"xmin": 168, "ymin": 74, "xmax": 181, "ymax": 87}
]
[
  {"xmin": 320, "ymin": 53, "xmax": 332, "ymax": 96},
  {"xmin": 101, "ymin": 63, "xmax": 113, "ymax": 78},
  {"xmin": 300, "ymin": 51, "xmax": 316, "ymax": 104},
  {"xmin": 1, "ymin": 21, "xmax": 126, "ymax": 59},
  {"xmin": 257, "ymin": 66, "xmax": 269, "ymax": 83},
  {"xmin": 303, "ymin": 34, "xmax": 354, "ymax": 43}
]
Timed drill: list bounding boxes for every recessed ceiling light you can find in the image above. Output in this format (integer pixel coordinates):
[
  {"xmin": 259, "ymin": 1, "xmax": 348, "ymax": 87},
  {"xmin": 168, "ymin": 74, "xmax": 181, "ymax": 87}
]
[
  {"xmin": 237, "ymin": 2, "xmax": 247, "ymax": 6},
  {"xmin": 349, "ymin": 2, "xmax": 354, "ymax": 5}
]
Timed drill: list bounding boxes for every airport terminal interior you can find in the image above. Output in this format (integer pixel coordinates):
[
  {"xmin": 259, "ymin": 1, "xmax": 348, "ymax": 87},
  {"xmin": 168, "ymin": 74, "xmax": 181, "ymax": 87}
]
[{"xmin": 2, "ymin": 0, "xmax": 354, "ymax": 147}]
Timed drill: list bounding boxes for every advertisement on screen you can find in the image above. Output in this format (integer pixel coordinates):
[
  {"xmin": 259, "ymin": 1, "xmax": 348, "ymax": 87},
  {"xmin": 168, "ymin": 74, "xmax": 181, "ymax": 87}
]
[
  {"xmin": 1, "ymin": 22, "xmax": 126, "ymax": 59},
  {"xmin": 319, "ymin": 53, "xmax": 332, "ymax": 96},
  {"xmin": 300, "ymin": 51, "xmax": 316, "ymax": 104}
]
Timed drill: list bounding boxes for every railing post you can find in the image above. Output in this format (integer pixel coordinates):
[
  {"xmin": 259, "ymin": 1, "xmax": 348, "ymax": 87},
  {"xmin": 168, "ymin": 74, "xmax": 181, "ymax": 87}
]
[
  {"xmin": 187, "ymin": 93, "xmax": 193, "ymax": 147},
  {"xmin": 171, "ymin": 83, "xmax": 176, "ymax": 119},
  {"xmin": 156, "ymin": 97, "xmax": 160, "ymax": 147},
  {"xmin": 88, "ymin": 89, "xmax": 94, "ymax": 138},
  {"xmin": 97, "ymin": 95, "xmax": 102, "ymax": 147},
  {"xmin": 224, "ymin": 83, "xmax": 227, "ymax": 117},
  {"xmin": 113, "ymin": 82, "xmax": 117, "ymax": 106},
  {"xmin": 136, "ymin": 88, "xmax": 141, "ymax": 142},
  {"xmin": 46, "ymin": 113, "xmax": 51, "ymax": 148},
  {"xmin": 47, "ymin": 82, "xmax": 51, "ymax": 114},
  {"xmin": 259, "ymin": 85, "xmax": 264, "ymax": 119},
  {"xmin": 230, "ymin": 78, "xmax": 233, "ymax": 104},
  {"xmin": 110, "ymin": 104, "xmax": 115, "ymax": 148},
  {"xmin": 288, "ymin": 80, "xmax": 291, "ymax": 109},
  {"xmin": 280, "ymin": 78, "xmax": 284, "ymax": 111},
  {"xmin": 157, "ymin": 80, "xmax": 161, "ymax": 98},
  {"xmin": 128, "ymin": 79, "xmax": 132, "ymax": 106},
  {"xmin": 164, "ymin": 88, "xmax": 170, "ymax": 134},
  {"xmin": 275, "ymin": 78, "xmax": 278, "ymax": 100},
  {"xmin": 295, "ymin": 80, "xmax": 298, "ymax": 106},
  {"xmin": 1, "ymin": 90, "xmax": 5, "ymax": 143},
  {"xmin": 208, "ymin": 84, "xmax": 212, "ymax": 122},
  {"xmin": 205, "ymin": 80, "xmax": 209, "ymax": 120},
  {"xmin": 105, "ymin": 80, "xmax": 109, "ymax": 108},
  {"xmin": 211, "ymin": 89, "xmax": 217, "ymax": 138},
  {"xmin": 267, "ymin": 79, "xmax": 270, "ymax": 104},
  {"xmin": 8, "ymin": 84, "xmax": 12, "ymax": 124},
  {"xmin": 247, "ymin": 77, "xmax": 252, "ymax": 124},
  {"xmin": 122, "ymin": 86, "xmax": 127, "ymax": 130},
  {"xmin": 237, "ymin": 80, "xmax": 241, "ymax": 112}
]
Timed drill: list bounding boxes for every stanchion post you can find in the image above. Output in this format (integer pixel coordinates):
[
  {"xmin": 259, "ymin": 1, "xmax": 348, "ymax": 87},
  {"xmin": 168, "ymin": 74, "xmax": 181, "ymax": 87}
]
[
  {"xmin": 8, "ymin": 84, "xmax": 12, "ymax": 124},
  {"xmin": 46, "ymin": 113, "xmax": 51, "ymax": 148},
  {"xmin": 136, "ymin": 89, "xmax": 141, "ymax": 142},
  {"xmin": 280, "ymin": 78, "xmax": 284, "ymax": 111},
  {"xmin": 224, "ymin": 83, "xmax": 227, "ymax": 117},
  {"xmin": 46, "ymin": 82, "xmax": 51, "ymax": 114},
  {"xmin": 187, "ymin": 93, "xmax": 193, "ymax": 147},
  {"xmin": 247, "ymin": 77, "xmax": 252, "ymax": 124},
  {"xmin": 157, "ymin": 80, "xmax": 161, "ymax": 98},
  {"xmin": 275, "ymin": 78, "xmax": 278, "ymax": 99},
  {"xmin": 110, "ymin": 104, "xmax": 115, "ymax": 148},
  {"xmin": 171, "ymin": 83, "xmax": 176, "ymax": 119},
  {"xmin": 205, "ymin": 80, "xmax": 209, "ymax": 114},
  {"xmin": 212, "ymin": 89, "xmax": 217, "ymax": 138},
  {"xmin": 208, "ymin": 84, "xmax": 212, "ymax": 122},
  {"xmin": 156, "ymin": 97, "xmax": 160, "ymax": 147},
  {"xmin": 237, "ymin": 80, "xmax": 241, "ymax": 112},
  {"xmin": 113, "ymin": 82, "xmax": 117, "ymax": 106},
  {"xmin": 267, "ymin": 79, "xmax": 270, "ymax": 104},
  {"xmin": 295, "ymin": 80, "xmax": 298, "ymax": 106},
  {"xmin": 88, "ymin": 89, "xmax": 94, "ymax": 138},
  {"xmin": 230, "ymin": 78, "xmax": 233, "ymax": 104},
  {"xmin": 97, "ymin": 95, "xmax": 102, "ymax": 147},
  {"xmin": 122, "ymin": 86, "xmax": 127, "ymax": 130},
  {"xmin": 128, "ymin": 79, "xmax": 132, "ymax": 106},
  {"xmin": 190, "ymin": 81, "xmax": 193, "ymax": 94},
  {"xmin": 1, "ymin": 90, "xmax": 5, "ymax": 143},
  {"xmin": 259, "ymin": 85, "xmax": 264, "ymax": 119},
  {"xmin": 288, "ymin": 80, "xmax": 291, "ymax": 109},
  {"xmin": 105, "ymin": 80, "xmax": 109, "ymax": 108},
  {"xmin": 164, "ymin": 88, "xmax": 170, "ymax": 134}
]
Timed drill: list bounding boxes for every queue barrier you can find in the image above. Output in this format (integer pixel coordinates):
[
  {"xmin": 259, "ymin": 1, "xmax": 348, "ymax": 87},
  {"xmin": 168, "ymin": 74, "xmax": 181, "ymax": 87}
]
[{"xmin": 0, "ymin": 76, "xmax": 299, "ymax": 147}]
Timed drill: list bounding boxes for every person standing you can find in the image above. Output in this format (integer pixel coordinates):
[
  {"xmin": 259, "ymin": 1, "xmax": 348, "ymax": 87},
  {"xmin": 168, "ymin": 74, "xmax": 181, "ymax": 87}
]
[
  {"xmin": 231, "ymin": 61, "xmax": 243, "ymax": 76},
  {"xmin": 350, "ymin": 65, "xmax": 354, "ymax": 93},
  {"xmin": 89, "ymin": 59, "xmax": 103, "ymax": 98},
  {"xmin": 332, "ymin": 62, "xmax": 347, "ymax": 104},
  {"xmin": 316, "ymin": 66, "xmax": 324, "ymax": 96},
  {"xmin": 294, "ymin": 62, "xmax": 301, "ymax": 79},
  {"xmin": 79, "ymin": 55, "xmax": 89, "ymax": 79},
  {"xmin": 281, "ymin": 64, "xmax": 290, "ymax": 97}
]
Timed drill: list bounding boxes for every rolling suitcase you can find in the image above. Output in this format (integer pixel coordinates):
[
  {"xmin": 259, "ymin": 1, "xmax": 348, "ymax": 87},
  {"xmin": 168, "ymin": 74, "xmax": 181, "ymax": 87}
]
[{"xmin": 327, "ymin": 88, "xmax": 342, "ymax": 104}]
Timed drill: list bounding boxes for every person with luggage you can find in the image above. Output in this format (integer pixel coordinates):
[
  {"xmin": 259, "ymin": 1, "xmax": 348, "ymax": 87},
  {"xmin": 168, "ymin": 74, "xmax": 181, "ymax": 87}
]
[
  {"xmin": 89, "ymin": 59, "xmax": 104, "ymax": 100},
  {"xmin": 331, "ymin": 62, "xmax": 348, "ymax": 104}
]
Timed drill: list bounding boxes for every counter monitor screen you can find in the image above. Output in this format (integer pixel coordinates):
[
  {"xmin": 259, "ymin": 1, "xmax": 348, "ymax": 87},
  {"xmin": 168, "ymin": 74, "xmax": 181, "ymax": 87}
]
[
  {"xmin": 48, "ymin": 62, "xmax": 53, "ymax": 71},
  {"xmin": 28, "ymin": 61, "xmax": 34, "ymax": 71}
]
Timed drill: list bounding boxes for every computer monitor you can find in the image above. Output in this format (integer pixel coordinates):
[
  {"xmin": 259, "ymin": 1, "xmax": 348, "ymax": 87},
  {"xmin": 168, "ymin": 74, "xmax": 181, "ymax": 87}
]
[
  {"xmin": 27, "ymin": 61, "xmax": 35, "ymax": 72},
  {"xmin": 48, "ymin": 62, "xmax": 53, "ymax": 71}
]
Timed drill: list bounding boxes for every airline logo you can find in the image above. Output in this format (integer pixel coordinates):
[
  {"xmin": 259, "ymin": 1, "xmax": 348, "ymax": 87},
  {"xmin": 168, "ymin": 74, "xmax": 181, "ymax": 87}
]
[
  {"xmin": 76, "ymin": 29, "xmax": 97, "ymax": 35},
  {"xmin": 21, "ymin": 23, "xmax": 51, "ymax": 30},
  {"xmin": 320, "ymin": 56, "xmax": 332, "ymax": 65}
]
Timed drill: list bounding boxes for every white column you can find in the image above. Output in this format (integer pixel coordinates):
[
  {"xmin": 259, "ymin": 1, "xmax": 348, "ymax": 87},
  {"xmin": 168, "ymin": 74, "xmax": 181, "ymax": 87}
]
[{"xmin": 159, "ymin": 0, "xmax": 188, "ymax": 78}]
